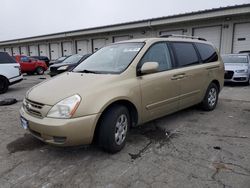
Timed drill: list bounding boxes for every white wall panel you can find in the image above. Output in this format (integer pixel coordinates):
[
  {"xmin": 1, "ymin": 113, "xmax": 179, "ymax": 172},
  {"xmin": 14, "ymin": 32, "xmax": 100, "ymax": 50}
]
[
  {"xmin": 92, "ymin": 38, "xmax": 106, "ymax": 52},
  {"xmin": 233, "ymin": 22, "xmax": 250, "ymax": 53},
  {"xmin": 113, "ymin": 35, "xmax": 131, "ymax": 42},
  {"xmin": 39, "ymin": 44, "xmax": 49, "ymax": 57},
  {"xmin": 62, "ymin": 41, "xmax": 73, "ymax": 56},
  {"xmin": 4, "ymin": 48, "xmax": 12, "ymax": 55},
  {"xmin": 50, "ymin": 43, "xmax": 60, "ymax": 60},
  {"xmin": 29, "ymin": 45, "xmax": 39, "ymax": 56},
  {"xmin": 193, "ymin": 26, "xmax": 222, "ymax": 51},
  {"xmin": 20, "ymin": 46, "xmax": 28, "ymax": 55},
  {"xmin": 160, "ymin": 29, "xmax": 184, "ymax": 36},
  {"xmin": 12, "ymin": 47, "xmax": 20, "ymax": 55},
  {"xmin": 76, "ymin": 40, "xmax": 88, "ymax": 55}
]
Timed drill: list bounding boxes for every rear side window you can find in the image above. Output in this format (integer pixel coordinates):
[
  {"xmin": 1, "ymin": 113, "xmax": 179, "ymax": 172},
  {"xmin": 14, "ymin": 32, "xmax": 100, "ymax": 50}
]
[
  {"xmin": 140, "ymin": 42, "xmax": 172, "ymax": 72},
  {"xmin": 196, "ymin": 43, "xmax": 218, "ymax": 63},
  {"xmin": 171, "ymin": 42, "xmax": 199, "ymax": 67},
  {"xmin": 21, "ymin": 56, "xmax": 29, "ymax": 62},
  {"xmin": 0, "ymin": 52, "xmax": 17, "ymax": 64}
]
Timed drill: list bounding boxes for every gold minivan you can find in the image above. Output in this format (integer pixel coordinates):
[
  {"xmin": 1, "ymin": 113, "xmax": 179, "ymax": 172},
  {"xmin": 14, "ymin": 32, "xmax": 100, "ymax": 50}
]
[{"xmin": 20, "ymin": 37, "xmax": 224, "ymax": 153}]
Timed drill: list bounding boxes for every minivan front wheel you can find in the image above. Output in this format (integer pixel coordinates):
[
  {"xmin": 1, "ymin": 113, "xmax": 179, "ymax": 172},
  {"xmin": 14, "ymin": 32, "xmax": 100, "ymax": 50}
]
[
  {"xmin": 98, "ymin": 105, "xmax": 130, "ymax": 153},
  {"xmin": 0, "ymin": 77, "xmax": 9, "ymax": 94},
  {"xmin": 201, "ymin": 83, "xmax": 218, "ymax": 111}
]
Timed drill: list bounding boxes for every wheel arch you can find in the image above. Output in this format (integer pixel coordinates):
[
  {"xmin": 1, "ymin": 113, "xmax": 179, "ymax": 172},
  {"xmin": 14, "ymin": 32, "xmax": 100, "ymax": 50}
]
[
  {"xmin": 0, "ymin": 75, "xmax": 10, "ymax": 84},
  {"xmin": 92, "ymin": 99, "xmax": 139, "ymax": 143},
  {"xmin": 211, "ymin": 79, "xmax": 221, "ymax": 92}
]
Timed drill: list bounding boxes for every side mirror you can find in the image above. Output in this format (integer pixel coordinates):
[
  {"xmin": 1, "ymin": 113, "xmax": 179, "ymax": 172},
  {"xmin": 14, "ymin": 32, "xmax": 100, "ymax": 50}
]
[
  {"xmin": 29, "ymin": 59, "xmax": 32, "ymax": 63},
  {"xmin": 140, "ymin": 62, "xmax": 159, "ymax": 75}
]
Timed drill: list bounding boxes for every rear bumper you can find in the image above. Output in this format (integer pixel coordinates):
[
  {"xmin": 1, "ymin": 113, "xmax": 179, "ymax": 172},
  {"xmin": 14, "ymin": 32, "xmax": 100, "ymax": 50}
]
[{"xmin": 20, "ymin": 107, "xmax": 101, "ymax": 146}]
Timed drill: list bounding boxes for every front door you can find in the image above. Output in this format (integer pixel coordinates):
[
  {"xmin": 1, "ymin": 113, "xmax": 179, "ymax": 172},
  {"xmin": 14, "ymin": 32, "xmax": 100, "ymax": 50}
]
[{"xmin": 139, "ymin": 42, "xmax": 180, "ymax": 122}]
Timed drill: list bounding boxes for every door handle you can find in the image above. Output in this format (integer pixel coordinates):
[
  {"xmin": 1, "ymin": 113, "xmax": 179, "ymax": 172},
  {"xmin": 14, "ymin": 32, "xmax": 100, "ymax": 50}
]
[
  {"xmin": 206, "ymin": 66, "xmax": 220, "ymax": 70},
  {"xmin": 171, "ymin": 73, "xmax": 186, "ymax": 80}
]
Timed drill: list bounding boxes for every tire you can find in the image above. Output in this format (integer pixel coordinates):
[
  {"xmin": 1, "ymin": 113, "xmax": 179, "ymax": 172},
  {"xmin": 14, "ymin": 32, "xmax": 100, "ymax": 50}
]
[
  {"xmin": 201, "ymin": 83, "xmax": 219, "ymax": 111},
  {"xmin": 244, "ymin": 79, "xmax": 249, "ymax": 86},
  {"xmin": 27, "ymin": 72, "xmax": 34, "ymax": 75},
  {"xmin": 0, "ymin": 77, "xmax": 9, "ymax": 94},
  {"xmin": 98, "ymin": 105, "xmax": 130, "ymax": 153},
  {"xmin": 36, "ymin": 67, "xmax": 44, "ymax": 75}
]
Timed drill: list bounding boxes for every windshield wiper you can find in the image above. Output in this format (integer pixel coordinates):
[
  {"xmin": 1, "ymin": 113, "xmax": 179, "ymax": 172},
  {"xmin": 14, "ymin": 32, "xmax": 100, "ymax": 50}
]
[{"xmin": 74, "ymin": 69, "xmax": 99, "ymax": 74}]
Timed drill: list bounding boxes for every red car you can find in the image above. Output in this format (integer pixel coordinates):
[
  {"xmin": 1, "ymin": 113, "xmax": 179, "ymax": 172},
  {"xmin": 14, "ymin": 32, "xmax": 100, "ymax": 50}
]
[{"xmin": 14, "ymin": 55, "xmax": 48, "ymax": 75}]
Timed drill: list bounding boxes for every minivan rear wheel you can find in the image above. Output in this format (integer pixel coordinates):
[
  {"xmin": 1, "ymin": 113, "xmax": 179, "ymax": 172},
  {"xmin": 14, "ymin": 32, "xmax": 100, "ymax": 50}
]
[
  {"xmin": 0, "ymin": 77, "xmax": 9, "ymax": 94},
  {"xmin": 36, "ymin": 67, "xmax": 44, "ymax": 75},
  {"xmin": 98, "ymin": 105, "xmax": 130, "ymax": 153},
  {"xmin": 201, "ymin": 83, "xmax": 218, "ymax": 111}
]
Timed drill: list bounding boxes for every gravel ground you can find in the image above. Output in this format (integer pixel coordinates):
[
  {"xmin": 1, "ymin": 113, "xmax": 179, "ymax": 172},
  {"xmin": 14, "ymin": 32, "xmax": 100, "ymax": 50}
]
[{"xmin": 0, "ymin": 74, "xmax": 250, "ymax": 188}]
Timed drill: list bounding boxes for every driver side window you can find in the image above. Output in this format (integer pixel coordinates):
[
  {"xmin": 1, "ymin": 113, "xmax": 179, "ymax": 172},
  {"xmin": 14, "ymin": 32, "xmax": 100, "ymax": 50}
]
[{"xmin": 140, "ymin": 42, "xmax": 172, "ymax": 72}]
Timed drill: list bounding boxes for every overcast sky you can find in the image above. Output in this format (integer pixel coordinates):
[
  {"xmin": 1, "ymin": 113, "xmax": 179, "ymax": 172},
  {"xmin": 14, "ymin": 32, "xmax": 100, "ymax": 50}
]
[{"xmin": 0, "ymin": 0, "xmax": 249, "ymax": 41}]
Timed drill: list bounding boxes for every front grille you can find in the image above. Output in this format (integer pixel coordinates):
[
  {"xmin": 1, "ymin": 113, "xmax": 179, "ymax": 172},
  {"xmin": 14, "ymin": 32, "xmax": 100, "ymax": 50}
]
[
  {"xmin": 234, "ymin": 77, "xmax": 247, "ymax": 81},
  {"xmin": 224, "ymin": 71, "xmax": 234, "ymax": 79},
  {"xmin": 50, "ymin": 67, "xmax": 57, "ymax": 72},
  {"xmin": 24, "ymin": 99, "xmax": 44, "ymax": 117}
]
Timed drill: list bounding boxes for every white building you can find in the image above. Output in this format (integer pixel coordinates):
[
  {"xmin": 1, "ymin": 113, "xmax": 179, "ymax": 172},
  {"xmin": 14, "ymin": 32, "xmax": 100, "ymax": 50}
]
[{"xmin": 0, "ymin": 4, "xmax": 250, "ymax": 60}]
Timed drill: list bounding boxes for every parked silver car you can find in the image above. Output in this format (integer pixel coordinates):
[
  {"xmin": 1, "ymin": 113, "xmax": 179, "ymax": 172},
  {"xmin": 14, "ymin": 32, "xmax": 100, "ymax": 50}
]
[{"xmin": 222, "ymin": 54, "xmax": 250, "ymax": 85}]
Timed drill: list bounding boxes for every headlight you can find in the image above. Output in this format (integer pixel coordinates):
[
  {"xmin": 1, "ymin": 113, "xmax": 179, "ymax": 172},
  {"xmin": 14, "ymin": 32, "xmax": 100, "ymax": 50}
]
[
  {"xmin": 58, "ymin": 65, "xmax": 69, "ymax": 71},
  {"xmin": 47, "ymin": 94, "xmax": 81, "ymax": 118},
  {"xmin": 235, "ymin": 69, "xmax": 248, "ymax": 73}
]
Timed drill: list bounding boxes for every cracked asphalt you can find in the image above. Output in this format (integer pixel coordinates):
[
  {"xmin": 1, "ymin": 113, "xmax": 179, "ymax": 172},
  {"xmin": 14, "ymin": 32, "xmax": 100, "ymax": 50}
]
[{"xmin": 0, "ymin": 74, "xmax": 250, "ymax": 188}]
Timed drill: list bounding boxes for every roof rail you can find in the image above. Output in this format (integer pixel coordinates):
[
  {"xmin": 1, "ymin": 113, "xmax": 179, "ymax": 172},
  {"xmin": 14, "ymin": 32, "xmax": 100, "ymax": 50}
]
[{"xmin": 160, "ymin": 34, "xmax": 207, "ymax": 41}]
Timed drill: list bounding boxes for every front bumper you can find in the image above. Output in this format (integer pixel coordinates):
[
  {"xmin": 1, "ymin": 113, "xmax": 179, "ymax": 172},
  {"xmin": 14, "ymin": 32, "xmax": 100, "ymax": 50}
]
[
  {"xmin": 20, "ymin": 107, "xmax": 101, "ymax": 146},
  {"xmin": 224, "ymin": 71, "xmax": 249, "ymax": 83}
]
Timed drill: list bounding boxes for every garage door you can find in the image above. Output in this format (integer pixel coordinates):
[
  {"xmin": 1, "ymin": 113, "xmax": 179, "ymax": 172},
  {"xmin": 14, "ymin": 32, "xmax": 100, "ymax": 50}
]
[
  {"xmin": 50, "ymin": 43, "xmax": 60, "ymax": 60},
  {"xmin": 12, "ymin": 47, "xmax": 20, "ymax": 55},
  {"xmin": 29, "ymin": 45, "xmax": 39, "ymax": 56},
  {"xmin": 193, "ymin": 26, "xmax": 221, "ymax": 51},
  {"xmin": 76, "ymin": 40, "xmax": 88, "ymax": 55},
  {"xmin": 160, "ymin": 29, "xmax": 184, "ymax": 36},
  {"xmin": 92, "ymin": 38, "xmax": 106, "ymax": 52},
  {"xmin": 20, "ymin": 46, "xmax": 28, "ymax": 55},
  {"xmin": 39, "ymin": 44, "xmax": 49, "ymax": 57},
  {"xmin": 113, "ymin": 35, "xmax": 131, "ymax": 42},
  {"xmin": 4, "ymin": 48, "xmax": 12, "ymax": 55},
  {"xmin": 233, "ymin": 23, "xmax": 250, "ymax": 53},
  {"xmin": 62, "ymin": 42, "xmax": 73, "ymax": 56}
]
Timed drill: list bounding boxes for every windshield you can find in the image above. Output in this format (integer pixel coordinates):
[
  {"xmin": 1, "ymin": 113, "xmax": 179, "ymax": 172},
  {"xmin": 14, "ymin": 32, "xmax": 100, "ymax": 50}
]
[
  {"xmin": 62, "ymin": 54, "xmax": 83, "ymax": 64},
  {"xmin": 73, "ymin": 42, "xmax": 144, "ymax": 74},
  {"xmin": 57, "ymin": 56, "xmax": 67, "ymax": 61},
  {"xmin": 222, "ymin": 55, "xmax": 248, "ymax": 64}
]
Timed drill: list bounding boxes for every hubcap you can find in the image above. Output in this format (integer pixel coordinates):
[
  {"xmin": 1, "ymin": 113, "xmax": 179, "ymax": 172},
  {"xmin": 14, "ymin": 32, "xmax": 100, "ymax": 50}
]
[
  {"xmin": 38, "ymin": 68, "xmax": 43, "ymax": 74},
  {"xmin": 208, "ymin": 87, "xmax": 217, "ymax": 107},
  {"xmin": 115, "ymin": 114, "xmax": 128, "ymax": 145}
]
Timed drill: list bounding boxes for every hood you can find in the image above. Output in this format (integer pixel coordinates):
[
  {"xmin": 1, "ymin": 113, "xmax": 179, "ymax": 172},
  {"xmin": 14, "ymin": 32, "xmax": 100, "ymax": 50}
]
[
  {"xmin": 27, "ymin": 72, "xmax": 118, "ymax": 105},
  {"xmin": 224, "ymin": 63, "xmax": 249, "ymax": 71},
  {"xmin": 50, "ymin": 62, "xmax": 77, "ymax": 68}
]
